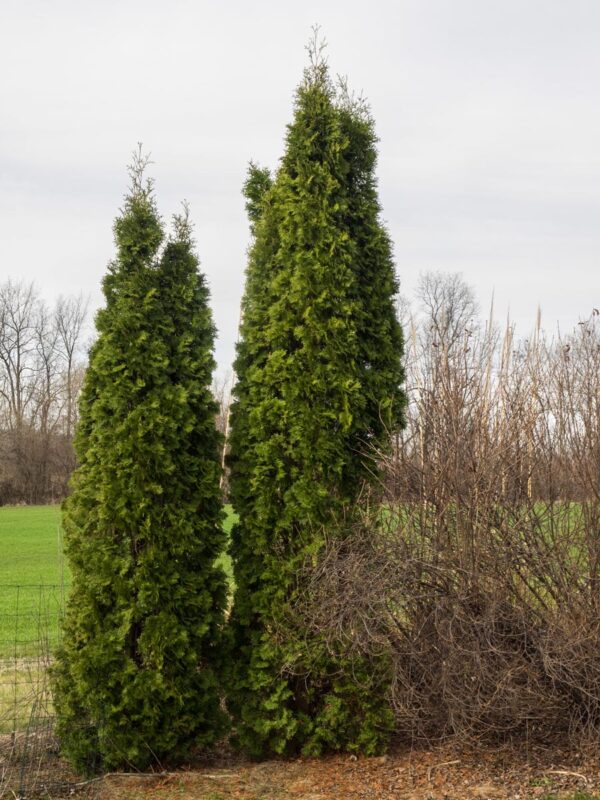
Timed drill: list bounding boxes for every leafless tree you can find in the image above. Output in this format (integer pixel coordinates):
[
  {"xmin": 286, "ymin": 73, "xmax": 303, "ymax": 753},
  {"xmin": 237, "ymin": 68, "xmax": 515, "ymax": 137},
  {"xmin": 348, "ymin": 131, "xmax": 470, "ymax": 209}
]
[
  {"xmin": 0, "ymin": 281, "xmax": 39, "ymax": 431},
  {"xmin": 0, "ymin": 281, "xmax": 88, "ymax": 503},
  {"xmin": 55, "ymin": 294, "xmax": 88, "ymax": 440},
  {"xmin": 212, "ymin": 370, "xmax": 233, "ymax": 495}
]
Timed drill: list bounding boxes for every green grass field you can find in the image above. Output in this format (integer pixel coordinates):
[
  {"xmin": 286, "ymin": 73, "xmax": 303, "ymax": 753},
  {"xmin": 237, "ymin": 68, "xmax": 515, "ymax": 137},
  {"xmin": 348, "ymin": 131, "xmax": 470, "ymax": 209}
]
[
  {"xmin": 0, "ymin": 505, "xmax": 67, "ymax": 663},
  {"xmin": 0, "ymin": 505, "xmax": 65, "ymax": 587}
]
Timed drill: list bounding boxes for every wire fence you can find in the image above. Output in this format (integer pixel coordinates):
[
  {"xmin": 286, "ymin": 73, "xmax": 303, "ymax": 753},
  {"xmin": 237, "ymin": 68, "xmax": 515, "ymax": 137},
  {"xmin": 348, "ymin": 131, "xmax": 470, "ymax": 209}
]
[{"xmin": 0, "ymin": 583, "xmax": 80, "ymax": 798}]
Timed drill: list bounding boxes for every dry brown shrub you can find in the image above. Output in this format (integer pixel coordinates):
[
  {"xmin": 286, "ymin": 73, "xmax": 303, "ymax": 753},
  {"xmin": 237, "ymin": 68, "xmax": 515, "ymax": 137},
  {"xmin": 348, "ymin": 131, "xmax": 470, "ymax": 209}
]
[{"xmin": 294, "ymin": 273, "xmax": 600, "ymax": 745}]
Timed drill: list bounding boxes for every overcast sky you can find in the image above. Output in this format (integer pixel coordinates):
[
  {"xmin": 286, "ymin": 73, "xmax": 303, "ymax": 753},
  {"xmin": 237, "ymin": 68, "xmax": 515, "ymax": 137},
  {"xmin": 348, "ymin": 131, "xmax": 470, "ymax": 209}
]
[{"xmin": 2, "ymin": 0, "xmax": 599, "ymax": 373}]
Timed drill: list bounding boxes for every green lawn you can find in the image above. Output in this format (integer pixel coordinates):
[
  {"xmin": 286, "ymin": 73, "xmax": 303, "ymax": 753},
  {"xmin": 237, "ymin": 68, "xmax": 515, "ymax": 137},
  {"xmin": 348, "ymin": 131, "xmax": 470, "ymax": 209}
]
[
  {"xmin": 0, "ymin": 505, "xmax": 65, "ymax": 586},
  {"xmin": 0, "ymin": 505, "xmax": 67, "ymax": 661},
  {"xmin": 219, "ymin": 504, "xmax": 236, "ymax": 585}
]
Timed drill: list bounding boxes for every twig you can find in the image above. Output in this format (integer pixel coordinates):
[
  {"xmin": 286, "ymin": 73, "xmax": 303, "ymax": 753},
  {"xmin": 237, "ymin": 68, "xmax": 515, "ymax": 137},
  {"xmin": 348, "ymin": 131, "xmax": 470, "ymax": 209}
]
[
  {"xmin": 70, "ymin": 770, "xmax": 177, "ymax": 788},
  {"xmin": 427, "ymin": 760, "xmax": 461, "ymax": 782},
  {"xmin": 544, "ymin": 770, "xmax": 589, "ymax": 785}
]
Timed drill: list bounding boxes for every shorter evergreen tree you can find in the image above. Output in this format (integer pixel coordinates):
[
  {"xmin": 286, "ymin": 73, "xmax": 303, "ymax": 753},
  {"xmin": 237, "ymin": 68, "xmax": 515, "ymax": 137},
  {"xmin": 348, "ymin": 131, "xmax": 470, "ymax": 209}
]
[{"xmin": 52, "ymin": 156, "xmax": 227, "ymax": 773}]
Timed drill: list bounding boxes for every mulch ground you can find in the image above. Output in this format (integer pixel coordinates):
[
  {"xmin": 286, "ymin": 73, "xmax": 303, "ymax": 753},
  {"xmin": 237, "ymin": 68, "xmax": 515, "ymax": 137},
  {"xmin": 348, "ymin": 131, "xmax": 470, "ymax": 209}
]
[{"xmin": 96, "ymin": 741, "xmax": 600, "ymax": 800}]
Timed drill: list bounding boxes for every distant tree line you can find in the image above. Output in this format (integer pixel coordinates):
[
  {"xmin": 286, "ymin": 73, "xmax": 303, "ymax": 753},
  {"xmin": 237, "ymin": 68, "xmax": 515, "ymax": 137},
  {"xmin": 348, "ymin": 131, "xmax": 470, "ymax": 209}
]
[
  {"xmin": 0, "ymin": 281, "xmax": 87, "ymax": 504},
  {"xmin": 391, "ymin": 270, "xmax": 600, "ymax": 505}
]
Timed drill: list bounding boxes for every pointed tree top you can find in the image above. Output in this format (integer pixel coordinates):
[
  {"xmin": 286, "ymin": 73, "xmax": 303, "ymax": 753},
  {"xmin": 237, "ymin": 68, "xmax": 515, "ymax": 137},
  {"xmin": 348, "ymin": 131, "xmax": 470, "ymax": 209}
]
[
  {"xmin": 304, "ymin": 24, "xmax": 329, "ymax": 86},
  {"xmin": 336, "ymin": 74, "xmax": 372, "ymax": 122},
  {"xmin": 127, "ymin": 143, "xmax": 154, "ymax": 198},
  {"xmin": 172, "ymin": 200, "xmax": 195, "ymax": 245}
]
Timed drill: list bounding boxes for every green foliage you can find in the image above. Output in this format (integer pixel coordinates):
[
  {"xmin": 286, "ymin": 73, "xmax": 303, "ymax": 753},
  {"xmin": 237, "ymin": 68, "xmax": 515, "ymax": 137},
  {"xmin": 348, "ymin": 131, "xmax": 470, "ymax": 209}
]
[
  {"xmin": 51, "ymin": 157, "xmax": 227, "ymax": 773},
  {"xmin": 227, "ymin": 52, "xmax": 405, "ymax": 756}
]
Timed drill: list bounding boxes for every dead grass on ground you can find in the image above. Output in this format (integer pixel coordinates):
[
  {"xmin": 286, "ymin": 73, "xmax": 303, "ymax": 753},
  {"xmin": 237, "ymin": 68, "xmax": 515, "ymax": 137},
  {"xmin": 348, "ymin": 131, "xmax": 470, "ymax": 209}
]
[{"xmin": 95, "ymin": 742, "xmax": 600, "ymax": 800}]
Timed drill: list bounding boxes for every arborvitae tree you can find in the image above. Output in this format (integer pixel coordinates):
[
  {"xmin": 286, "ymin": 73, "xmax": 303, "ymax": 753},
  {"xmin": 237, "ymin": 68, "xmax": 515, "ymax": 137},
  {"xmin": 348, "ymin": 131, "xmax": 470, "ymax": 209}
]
[
  {"xmin": 52, "ymin": 155, "xmax": 227, "ymax": 773},
  {"xmin": 337, "ymin": 93, "xmax": 405, "ymax": 451},
  {"xmin": 227, "ymin": 48, "xmax": 405, "ymax": 757}
]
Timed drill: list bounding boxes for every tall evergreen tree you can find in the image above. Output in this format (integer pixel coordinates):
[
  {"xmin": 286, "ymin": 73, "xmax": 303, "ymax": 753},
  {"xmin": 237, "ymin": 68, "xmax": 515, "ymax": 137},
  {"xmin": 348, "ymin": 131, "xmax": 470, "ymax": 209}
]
[
  {"xmin": 227, "ymin": 49, "xmax": 405, "ymax": 756},
  {"xmin": 52, "ymin": 155, "xmax": 227, "ymax": 773}
]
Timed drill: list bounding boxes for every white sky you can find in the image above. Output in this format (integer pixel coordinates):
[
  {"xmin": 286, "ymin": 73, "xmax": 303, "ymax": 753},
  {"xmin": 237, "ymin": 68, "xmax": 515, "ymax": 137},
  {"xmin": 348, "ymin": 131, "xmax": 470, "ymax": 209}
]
[{"xmin": 2, "ymin": 0, "xmax": 600, "ymax": 373}]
